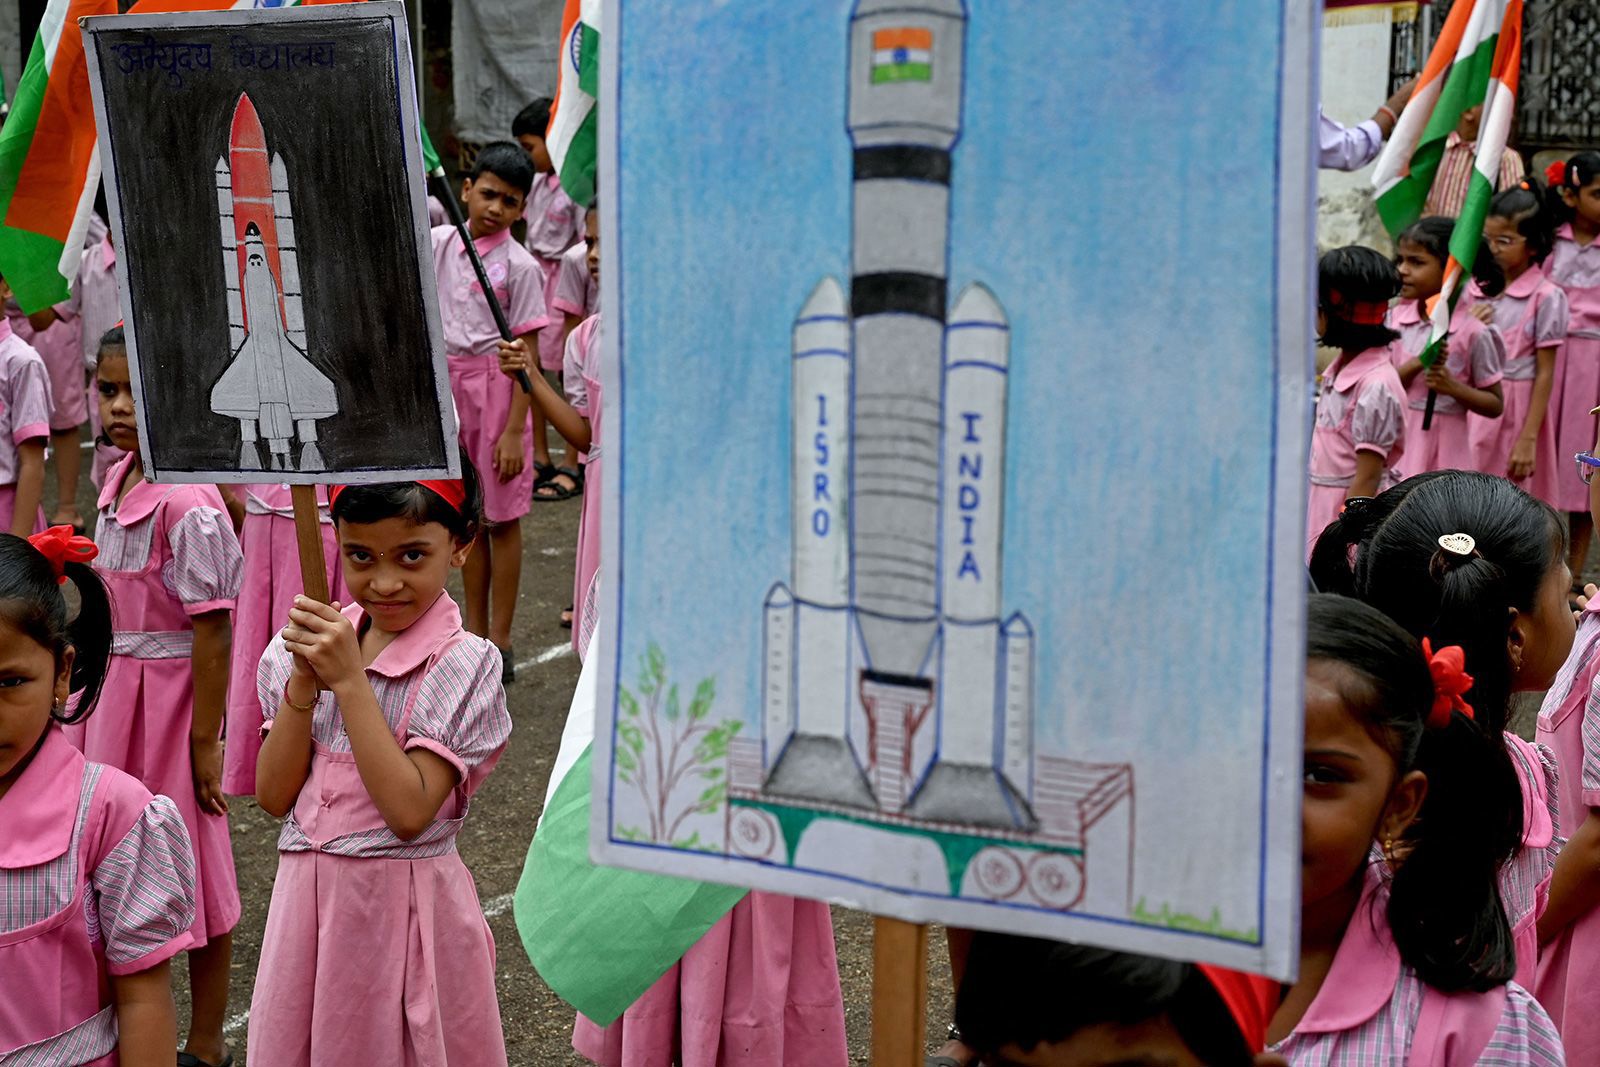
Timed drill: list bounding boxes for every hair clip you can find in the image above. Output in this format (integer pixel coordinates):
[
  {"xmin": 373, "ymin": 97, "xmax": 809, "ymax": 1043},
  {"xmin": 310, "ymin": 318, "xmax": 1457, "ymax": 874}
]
[
  {"xmin": 1421, "ymin": 638, "xmax": 1475, "ymax": 729},
  {"xmin": 1437, "ymin": 532, "xmax": 1476, "ymax": 556},
  {"xmin": 27, "ymin": 526, "xmax": 98, "ymax": 585},
  {"xmin": 1520, "ymin": 178, "xmax": 1533, "ymax": 191}
]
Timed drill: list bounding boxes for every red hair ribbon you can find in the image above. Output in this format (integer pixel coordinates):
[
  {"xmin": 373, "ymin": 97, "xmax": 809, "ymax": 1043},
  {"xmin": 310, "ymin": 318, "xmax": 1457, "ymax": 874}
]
[
  {"xmin": 1325, "ymin": 287, "xmax": 1390, "ymax": 326},
  {"xmin": 1547, "ymin": 160, "xmax": 1568, "ymax": 187},
  {"xmin": 1421, "ymin": 637, "xmax": 1475, "ymax": 729},
  {"xmin": 27, "ymin": 525, "xmax": 98, "ymax": 584},
  {"xmin": 328, "ymin": 479, "xmax": 466, "ymax": 515},
  {"xmin": 1196, "ymin": 965, "xmax": 1280, "ymax": 1052}
]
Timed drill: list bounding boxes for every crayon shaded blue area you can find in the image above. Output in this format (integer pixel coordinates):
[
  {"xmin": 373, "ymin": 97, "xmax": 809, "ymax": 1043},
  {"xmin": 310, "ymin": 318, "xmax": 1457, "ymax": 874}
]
[{"xmin": 612, "ymin": 1, "xmax": 1289, "ymax": 919}]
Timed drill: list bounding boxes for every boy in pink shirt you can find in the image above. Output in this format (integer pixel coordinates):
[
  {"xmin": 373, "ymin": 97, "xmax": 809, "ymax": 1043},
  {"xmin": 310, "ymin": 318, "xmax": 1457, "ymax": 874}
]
[
  {"xmin": 431, "ymin": 141, "xmax": 549, "ymax": 677},
  {"xmin": 514, "ymin": 98, "xmax": 586, "ymax": 500},
  {"xmin": 0, "ymin": 272, "xmax": 51, "ymax": 537}
]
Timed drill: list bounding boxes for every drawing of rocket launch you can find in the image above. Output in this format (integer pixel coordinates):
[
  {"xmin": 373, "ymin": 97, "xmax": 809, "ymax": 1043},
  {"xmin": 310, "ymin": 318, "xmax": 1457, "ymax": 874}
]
[
  {"xmin": 211, "ymin": 92, "xmax": 338, "ymax": 472},
  {"xmin": 760, "ymin": 0, "xmax": 1037, "ymax": 831}
]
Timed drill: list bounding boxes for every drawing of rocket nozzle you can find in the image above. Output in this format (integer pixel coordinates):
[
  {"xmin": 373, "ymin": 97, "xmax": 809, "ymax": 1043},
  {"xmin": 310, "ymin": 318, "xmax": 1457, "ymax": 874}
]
[{"xmin": 210, "ymin": 222, "xmax": 339, "ymax": 472}]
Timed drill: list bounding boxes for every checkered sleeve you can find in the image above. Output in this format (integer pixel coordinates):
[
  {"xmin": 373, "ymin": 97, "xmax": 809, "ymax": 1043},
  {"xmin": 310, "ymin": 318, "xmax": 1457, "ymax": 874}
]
[
  {"xmin": 404, "ymin": 639, "xmax": 512, "ymax": 796},
  {"xmin": 1534, "ymin": 287, "xmax": 1570, "ymax": 349},
  {"xmin": 163, "ymin": 502, "xmax": 243, "ymax": 614},
  {"xmin": 1480, "ymin": 983, "xmax": 1566, "ymax": 1065},
  {"xmin": 90, "ymin": 793, "xmax": 196, "ymax": 975}
]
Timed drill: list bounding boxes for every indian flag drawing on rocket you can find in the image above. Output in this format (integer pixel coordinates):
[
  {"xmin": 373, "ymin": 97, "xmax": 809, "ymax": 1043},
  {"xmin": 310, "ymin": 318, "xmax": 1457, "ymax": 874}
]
[{"xmin": 723, "ymin": 0, "xmax": 1135, "ymax": 916}]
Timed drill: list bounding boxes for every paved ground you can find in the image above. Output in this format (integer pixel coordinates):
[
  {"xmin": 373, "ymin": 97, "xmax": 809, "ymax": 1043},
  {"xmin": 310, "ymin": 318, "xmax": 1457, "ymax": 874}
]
[{"xmin": 46, "ymin": 436, "xmax": 956, "ymax": 1064}]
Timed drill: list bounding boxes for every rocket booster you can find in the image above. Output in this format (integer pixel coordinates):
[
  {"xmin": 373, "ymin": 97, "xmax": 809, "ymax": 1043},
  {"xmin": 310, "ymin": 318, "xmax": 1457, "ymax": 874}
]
[{"xmin": 846, "ymin": 0, "xmax": 965, "ymax": 678}]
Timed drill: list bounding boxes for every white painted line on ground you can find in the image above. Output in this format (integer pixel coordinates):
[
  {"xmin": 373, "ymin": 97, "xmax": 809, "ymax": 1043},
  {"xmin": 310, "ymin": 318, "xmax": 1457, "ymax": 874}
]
[
  {"xmin": 515, "ymin": 642, "xmax": 572, "ymax": 673},
  {"xmin": 482, "ymin": 892, "xmax": 515, "ymax": 919},
  {"xmin": 224, "ymin": 1009, "xmax": 250, "ymax": 1035}
]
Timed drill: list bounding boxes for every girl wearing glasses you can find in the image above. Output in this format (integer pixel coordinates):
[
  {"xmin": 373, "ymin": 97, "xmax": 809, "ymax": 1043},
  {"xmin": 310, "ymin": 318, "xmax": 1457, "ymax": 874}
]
[{"xmin": 1468, "ymin": 181, "xmax": 1569, "ymax": 511}]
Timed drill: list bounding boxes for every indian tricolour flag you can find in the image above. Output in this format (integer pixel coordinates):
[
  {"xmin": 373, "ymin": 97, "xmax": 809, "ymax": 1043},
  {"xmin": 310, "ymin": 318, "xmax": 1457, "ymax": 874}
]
[
  {"xmin": 1372, "ymin": 0, "xmax": 1523, "ymax": 366},
  {"xmin": 871, "ymin": 27, "xmax": 933, "ymax": 84},
  {"xmin": 513, "ymin": 632, "xmax": 745, "ymax": 1025},
  {"xmin": 0, "ymin": 0, "xmax": 359, "ymax": 315},
  {"xmin": 548, "ymin": 0, "xmax": 600, "ymax": 206}
]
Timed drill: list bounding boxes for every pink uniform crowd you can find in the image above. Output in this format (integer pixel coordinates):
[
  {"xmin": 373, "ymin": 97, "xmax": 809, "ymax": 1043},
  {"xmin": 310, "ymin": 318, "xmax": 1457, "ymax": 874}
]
[{"xmin": 13, "ymin": 92, "xmax": 1600, "ymax": 1067}]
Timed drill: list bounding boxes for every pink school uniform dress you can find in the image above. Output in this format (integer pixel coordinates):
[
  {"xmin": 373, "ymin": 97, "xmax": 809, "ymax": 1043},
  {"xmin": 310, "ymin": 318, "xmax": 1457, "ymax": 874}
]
[
  {"xmin": 553, "ymin": 240, "xmax": 598, "ymax": 322},
  {"xmin": 1535, "ymin": 597, "xmax": 1600, "ymax": 1055},
  {"xmin": 65, "ymin": 453, "xmax": 243, "ymax": 950},
  {"xmin": 1549, "ymin": 224, "xmax": 1600, "ymax": 511},
  {"xmin": 432, "ymin": 224, "xmax": 550, "ymax": 524},
  {"xmin": 1500, "ymin": 734, "xmax": 1561, "ymax": 991},
  {"xmin": 220, "ymin": 484, "xmax": 345, "ymax": 797},
  {"xmin": 0, "ymin": 318, "xmax": 51, "ymax": 533},
  {"xmin": 7, "ymin": 298, "xmax": 86, "ymax": 436},
  {"xmin": 0, "ymin": 727, "xmax": 197, "ymax": 1066},
  {"xmin": 1269, "ymin": 864, "xmax": 1564, "ymax": 1065},
  {"xmin": 523, "ymin": 173, "xmax": 585, "ymax": 371},
  {"xmin": 1306, "ymin": 345, "xmax": 1406, "ymax": 556},
  {"xmin": 1467, "ymin": 268, "xmax": 1570, "ymax": 506},
  {"xmin": 1387, "ymin": 300, "xmax": 1506, "ymax": 474},
  {"xmin": 248, "ymin": 592, "xmax": 512, "ymax": 1066},
  {"xmin": 564, "ymin": 314, "xmax": 602, "ymax": 657},
  {"xmin": 74, "ymin": 234, "xmax": 126, "ymax": 487}
]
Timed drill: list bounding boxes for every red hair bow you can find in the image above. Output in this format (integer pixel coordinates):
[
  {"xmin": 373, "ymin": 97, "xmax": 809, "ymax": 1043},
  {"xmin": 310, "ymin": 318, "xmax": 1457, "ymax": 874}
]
[
  {"xmin": 1421, "ymin": 638, "xmax": 1474, "ymax": 729},
  {"xmin": 1547, "ymin": 160, "xmax": 1568, "ymax": 187},
  {"xmin": 27, "ymin": 525, "xmax": 98, "ymax": 584}
]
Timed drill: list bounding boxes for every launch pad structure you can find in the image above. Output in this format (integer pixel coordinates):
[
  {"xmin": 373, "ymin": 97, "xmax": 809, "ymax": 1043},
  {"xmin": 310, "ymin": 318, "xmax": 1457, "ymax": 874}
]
[{"xmin": 727, "ymin": 0, "xmax": 1133, "ymax": 916}]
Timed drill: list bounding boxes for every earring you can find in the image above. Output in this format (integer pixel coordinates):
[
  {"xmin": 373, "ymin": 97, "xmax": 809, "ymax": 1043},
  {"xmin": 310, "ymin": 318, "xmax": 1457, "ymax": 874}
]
[{"xmin": 1383, "ymin": 836, "xmax": 1396, "ymax": 862}]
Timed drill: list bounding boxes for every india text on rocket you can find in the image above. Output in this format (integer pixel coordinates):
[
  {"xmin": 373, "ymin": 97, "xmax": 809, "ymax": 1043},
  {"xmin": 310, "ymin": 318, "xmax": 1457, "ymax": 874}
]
[
  {"xmin": 211, "ymin": 92, "xmax": 339, "ymax": 472},
  {"xmin": 725, "ymin": 0, "xmax": 1134, "ymax": 913}
]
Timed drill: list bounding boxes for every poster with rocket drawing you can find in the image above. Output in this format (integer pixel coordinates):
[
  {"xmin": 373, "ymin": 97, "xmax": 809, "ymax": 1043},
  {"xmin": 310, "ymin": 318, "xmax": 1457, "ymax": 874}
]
[
  {"xmin": 591, "ymin": 0, "xmax": 1315, "ymax": 978},
  {"xmin": 81, "ymin": 2, "xmax": 457, "ymax": 484}
]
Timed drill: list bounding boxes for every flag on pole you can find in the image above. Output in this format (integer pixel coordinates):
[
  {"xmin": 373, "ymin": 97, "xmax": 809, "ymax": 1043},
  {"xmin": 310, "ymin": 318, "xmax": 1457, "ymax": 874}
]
[
  {"xmin": 0, "ymin": 0, "xmax": 361, "ymax": 314},
  {"xmin": 513, "ymin": 635, "xmax": 745, "ymax": 1025},
  {"xmin": 548, "ymin": 0, "xmax": 600, "ymax": 206},
  {"xmin": 1372, "ymin": 0, "xmax": 1523, "ymax": 366}
]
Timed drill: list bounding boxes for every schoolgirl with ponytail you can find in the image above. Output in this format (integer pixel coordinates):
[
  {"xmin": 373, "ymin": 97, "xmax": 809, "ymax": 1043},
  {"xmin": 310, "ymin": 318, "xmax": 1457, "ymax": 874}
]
[
  {"xmin": 0, "ymin": 529, "xmax": 199, "ymax": 1066},
  {"xmin": 1305, "ymin": 246, "xmax": 1407, "ymax": 557},
  {"xmin": 1543, "ymin": 152, "xmax": 1600, "ymax": 579},
  {"xmin": 1468, "ymin": 180, "xmax": 1571, "ymax": 511},
  {"xmin": 1308, "ymin": 470, "xmax": 1574, "ymax": 997},
  {"xmin": 1270, "ymin": 595, "xmax": 1564, "ymax": 1063}
]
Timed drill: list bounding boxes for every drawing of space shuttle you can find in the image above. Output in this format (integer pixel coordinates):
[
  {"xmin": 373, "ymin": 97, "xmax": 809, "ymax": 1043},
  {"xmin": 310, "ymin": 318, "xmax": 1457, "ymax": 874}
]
[{"xmin": 211, "ymin": 92, "xmax": 338, "ymax": 472}]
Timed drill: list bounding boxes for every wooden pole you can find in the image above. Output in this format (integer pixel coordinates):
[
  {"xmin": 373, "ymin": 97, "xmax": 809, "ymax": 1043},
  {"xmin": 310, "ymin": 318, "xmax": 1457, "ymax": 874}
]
[
  {"xmin": 290, "ymin": 484, "xmax": 331, "ymax": 605},
  {"xmin": 872, "ymin": 917, "xmax": 928, "ymax": 1067}
]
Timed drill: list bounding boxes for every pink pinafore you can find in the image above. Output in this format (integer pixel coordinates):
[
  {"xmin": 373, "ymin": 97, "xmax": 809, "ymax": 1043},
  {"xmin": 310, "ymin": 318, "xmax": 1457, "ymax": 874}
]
[
  {"xmin": 566, "ymin": 314, "xmax": 603, "ymax": 657},
  {"xmin": 65, "ymin": 456, "xmax": 242, "ymax": 947},
  {"xmin": 1306, "ymin": 344, "xmax": 1406, "ymax": 557},
  {"xmin": 221, "ymin": 483, "xmax": 345, "ymax": 796},
  {"xmin": 1466, "ymin": 268, "xmax": 1569, "ymax": 506},
  {"xmin": 1386, "ymin": 300, "xmax": 1506, "ymax": 475},
  {"xmin": 0, "ymin": 729, "xmax": 196, "ymax": 1066},
  {"xmin": 1549, "ymin": 222, "xmax": 1600, "ymax": 511},
  {"xmin": 249, "ymin": 597, "xmax": 510, "ymax": 1066}
]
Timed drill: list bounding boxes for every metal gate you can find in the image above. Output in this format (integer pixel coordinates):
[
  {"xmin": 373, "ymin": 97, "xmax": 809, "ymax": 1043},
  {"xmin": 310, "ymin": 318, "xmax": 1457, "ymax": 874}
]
[{"xmin": 1396, "ymin": 0, "xmax": 1600, "ymax": 152}]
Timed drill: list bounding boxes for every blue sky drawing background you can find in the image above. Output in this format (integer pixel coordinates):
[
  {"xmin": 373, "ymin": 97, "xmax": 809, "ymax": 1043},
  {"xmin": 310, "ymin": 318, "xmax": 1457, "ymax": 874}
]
[{"xmin": 611, "ymin": 1, "xmax": 1289, "ymax": 925}]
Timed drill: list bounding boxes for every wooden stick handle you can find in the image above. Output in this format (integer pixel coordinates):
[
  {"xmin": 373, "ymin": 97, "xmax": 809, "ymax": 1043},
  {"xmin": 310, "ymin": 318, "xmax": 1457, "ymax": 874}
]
[
  {"xmin": 290, "ymin": 484, "xmax": 331, "ymax": 605},
  {"xmin": 872, "ymin": 917, "xmax": 928, "ymax": 1067}
]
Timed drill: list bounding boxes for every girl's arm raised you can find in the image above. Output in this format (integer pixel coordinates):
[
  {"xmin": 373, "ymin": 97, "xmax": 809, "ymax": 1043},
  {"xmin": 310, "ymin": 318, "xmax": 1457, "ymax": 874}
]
[
  {"xmin": 112, "ymin": 961, "xmax": 178, "ymax": 1067},
  {"xmin": 255, "ymin": 651, "xmax": 318, "ymax": 817},
  {"xmin": 1510, "ymin": 345, "xmax": 1558, "ymax": 479},
  {"xmin": 1539, "ymin": 810, "xmax": 1600, "ymax": 944},
  {"xmin": 189, "ymin": 610, "xmax": 230, "ymax": 817},
  {"xmin": 284, "ymin": 597, "xmax": 458, "ymax": 839},
  {"xmin": 499, "ymin": 335, "xmax": 591, "ymax": 453}
]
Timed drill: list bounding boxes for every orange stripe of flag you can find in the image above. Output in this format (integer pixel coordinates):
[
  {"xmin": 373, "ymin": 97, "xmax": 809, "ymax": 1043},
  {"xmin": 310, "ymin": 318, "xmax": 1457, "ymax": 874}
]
[
  {"xmin": 873, "ymin": 27, "xmax": 932, "ymax": 51},
  {"xmin": 1490, "ymin": 0, "xmax": 1522, "ymax": 89}
]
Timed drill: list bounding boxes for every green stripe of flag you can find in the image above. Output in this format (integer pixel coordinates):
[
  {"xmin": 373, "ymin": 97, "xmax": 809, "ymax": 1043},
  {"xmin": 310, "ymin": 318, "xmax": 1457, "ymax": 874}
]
[
  {"xmin": 872, "ymin": 62, "xmax": 931, "ymax": 84},
  {"xmin": 577, "ymin": 21, "xmax": 600, "ymax": 98},
  {"xmin": 0, "ymin": 29, "xmax": 70, "ymax": 310},
  {"xmin": 513, "ymin": 745, "xmax": 745, "ymax": 1025},
  {"xmin": 1376, "ymin": 33, "xmax": 1499, "ymax": 236},
  {"xmin": 558, "ymin": 106, "xmax": 598, "ymax": 206}
]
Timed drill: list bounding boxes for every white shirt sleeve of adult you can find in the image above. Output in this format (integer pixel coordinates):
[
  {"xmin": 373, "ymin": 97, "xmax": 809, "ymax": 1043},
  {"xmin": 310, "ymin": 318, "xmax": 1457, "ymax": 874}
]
[{"xmin": 1317, "ymin": 107, "xmax": 1385, "ymax": 172}]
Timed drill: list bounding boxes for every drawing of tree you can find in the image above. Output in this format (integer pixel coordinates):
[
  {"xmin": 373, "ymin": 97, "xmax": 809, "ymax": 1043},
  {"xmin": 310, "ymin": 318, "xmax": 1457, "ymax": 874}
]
[{"xmin": 615, "ymin": 643, "xmax": 741, "ymax": 849}]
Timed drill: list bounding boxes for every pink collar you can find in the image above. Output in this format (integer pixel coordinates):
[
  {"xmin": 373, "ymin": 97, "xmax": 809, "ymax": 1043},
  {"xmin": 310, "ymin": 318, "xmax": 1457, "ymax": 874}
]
[
  {"xmin": 1294, "ymin": 865, "xmax": 1402, "ymax": 1032},
  {"xmin": 1557, "ymin": 223, "xmax": 1576, "ymax": 243},
  {"xmin": 97, "ymin": 453, "xmax": 169, "ymax": 527},
  {"xmin": 0, "ymin": 727, "xmax": 86, "ymax": 869},
  {"xmin": 1331, "ymin": 345, "xmax": 1394, "ymax": 392},
  {"xmin": 456, "ymin": 227, "xmax": 511, "ymax": 257},
  {"xmin": 1503, "ymin": 264, "xmax": 1547, "ymax": 300},
  {"xmin": 1388, "ymin": 299, "xmax": 1424, "ymax": 328},
  {"xmin": 348, "ymin": 589, "xmax": 465, "ymax": 679},
  {"xmin": 100, "ymin": 236, "xmax": 116, "ymax": 271},
  {"xmin": 0, "ymin": 317, "xmax": 12, "ymax": 344}
]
